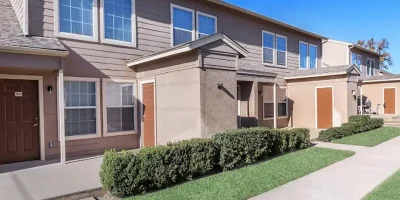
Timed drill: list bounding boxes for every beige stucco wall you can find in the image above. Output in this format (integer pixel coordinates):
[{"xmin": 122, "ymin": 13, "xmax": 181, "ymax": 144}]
[
  {"xmin": 362, "ymin": 82, "xmax": 400, "ymax": 115},
  {"xmin": 156, "ymin": 67, "xmax": 202, "ymax": 145},
  {"xmin": 200, "ymin": 68, "xmax": 237, "ymax": 137},
  {"xmin": 287, "ymin": 75, "xmax": 350, "ymax": 129}
]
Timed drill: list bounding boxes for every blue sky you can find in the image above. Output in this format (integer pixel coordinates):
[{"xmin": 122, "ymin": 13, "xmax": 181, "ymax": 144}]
[{"xmin": 225, "ymin": 0, "xmax": 400, "ymax": 73}]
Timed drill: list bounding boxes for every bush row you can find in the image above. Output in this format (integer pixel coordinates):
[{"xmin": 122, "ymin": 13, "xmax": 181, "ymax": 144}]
[
  {"xmin": 319, "ymin": 115, "xmax": 384, "ymax": 142},
  {"xmin": 100, "ymin": 127, "xmax": 310, "ymax": 197}
]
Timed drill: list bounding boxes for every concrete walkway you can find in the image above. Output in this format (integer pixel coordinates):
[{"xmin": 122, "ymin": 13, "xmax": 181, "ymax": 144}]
[
  {"xmin": 0, "ymin": 157, "xmax": 102, "ymax": 200},
  {"xmin": 251, "ymin": 137, "xmax": 400, "ymax": 200}
]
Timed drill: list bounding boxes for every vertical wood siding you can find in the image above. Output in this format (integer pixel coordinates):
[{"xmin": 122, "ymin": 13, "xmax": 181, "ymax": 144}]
[{"xmin": 10, "ymin": 0, "xmax": 24, "ymax": 30}]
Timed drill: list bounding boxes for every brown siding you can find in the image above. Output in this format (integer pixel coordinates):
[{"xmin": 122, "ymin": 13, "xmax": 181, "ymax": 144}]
[
  {"xmin": 10, "ymin": 0, "xmax": 24, "ymax": 30},
  {"xmin": 350, "ymin": 48, "xmax": 380, "ymax": 77},
  {"xmin": 29, "ymin": 0, "xmax": 322, "ymax": 82}
]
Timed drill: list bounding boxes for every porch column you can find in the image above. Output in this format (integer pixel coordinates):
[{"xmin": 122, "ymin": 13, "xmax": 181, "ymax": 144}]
[
  {"xmin": 360, "ymin": 85, "xmax": 363, "ymax": 115},
  {"xmin": 57, "ymin": 69, "xmax": 66, "ymax": 164},
  {"xmin": 273, "ymin": 79, "xmax": 277, "ymax": 129}
]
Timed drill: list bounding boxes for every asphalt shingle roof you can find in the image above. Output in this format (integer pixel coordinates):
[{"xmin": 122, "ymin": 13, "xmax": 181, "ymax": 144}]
[
  {"xmin": 364, "ymin": 74, "xmax": 400, "ymax": 82},
  {"xmin": 0, "ymin": 0, "xmax": 66, "ymax": 52},
  {"xmin": 285, "ymin": 65, "xmax": 359, "ymax": 79}
]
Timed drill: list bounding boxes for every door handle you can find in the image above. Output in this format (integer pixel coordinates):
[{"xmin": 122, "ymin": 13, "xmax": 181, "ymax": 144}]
[{"xmin": 33, "ymin": 124, "xmax": 38, "ymax": 127}]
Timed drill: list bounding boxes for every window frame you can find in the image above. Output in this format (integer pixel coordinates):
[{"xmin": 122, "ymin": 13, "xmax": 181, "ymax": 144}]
[
  {"xmin": 262, "ymin": 86, "xmax": 288, "ymax": 120},
  {"xmin": 367, "ymin": 58, "xmax": 375, "ymax": 76},
  {"xmin": 99, "ymin": 0, "xmax": 137, "ymax": 47},
  {"xmin": 275, "ymin": 34, "xmax": 287, "ymax": 68},
  {"xmin": 299, "ymin": 41, "xmax": 309, "ymax": 69},
  {"xmin": 63, "ymin": 77, "xmax": 101, "ymax": 141},
  {"xmin": 262, "ymin": 30, "xmax": 276, "ymax": 66},
  {"xmin": 170, "ymin": 4, "xmax": 195, "ymax": 47},
  {"xmin": 309, "ymin": 44, "xmax": 318, "ymax": 69},
  {"xmin": 102, "ymin": 78, "xmax": 138, "ymax": 137},
  {"xmin": 196, "ymin": 11, "xmax": 217, "ymax": 39},
  {"xmin": 54, "ymin": 0, "xmax": 99, "ymax": 42},
  {"xmin": 352, "ymin": 53, "xmax": 363, "ymax": 72}
]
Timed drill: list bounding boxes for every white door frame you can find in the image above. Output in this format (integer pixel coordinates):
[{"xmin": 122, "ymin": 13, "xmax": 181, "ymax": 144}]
[
  {"xmin": 139, "ymin": 79, "xmax": 156, "ymax": 148},
  {"xmin": 315, "ymin": 86, "xmax": 334, "ymax": 129},
  {"xmin": 383, "ymin": 87, "xmax": 396, "ymax": 114},
  {"xmin": 237, "ymin": 85, "xmax": 241, "ymax": 128},
  {"xmin": 0, "ymin": 74, "xmax": 45, "ymax": 161}
]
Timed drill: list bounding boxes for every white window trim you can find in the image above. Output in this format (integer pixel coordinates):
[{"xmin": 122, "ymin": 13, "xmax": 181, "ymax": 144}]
[
  {"xmin": 309, "ymin": 44, "xmax": 318, "ymax": 69},
  {"xmin": 196, "ymin": 11, "xmax": 217, "ymax": 39},
  {"xmin": 102, "ymin": 78, "xmax": 138, "ymax": 137},
  {"xmin": 262, "ymin": 30, "xmax": 275, "ymax": 66},
  {"xmin": 276, "ymin": 34, "xmax": 287, "ymax": 68},
  {"xmin": 367, "ymin": 58, "xmax": 375, "ymax": 76},
  {"xmin": 170, "ymin": 4, "xmax": 195, "ymax": 47},
  {"xmin": 99, "ymin": 0, "xmax": 137, "ymax": 48},
  {"xmin": 64, "ymin": 77, "xmax": 101, "ymax": 141},
  {"xmin": 352, "ymin": 53, "xmax": 362, "ymax": 72},
  {"xmin": 263, "ymin": 86, "xmax": 288, "ymax": 120},
  {"xmin": 299, "ymin": 41, "xmax": 309, "ymax": 69},
  {"xmin": 54, "ymin": 0, "xmax": 99, "ymax": 42}
]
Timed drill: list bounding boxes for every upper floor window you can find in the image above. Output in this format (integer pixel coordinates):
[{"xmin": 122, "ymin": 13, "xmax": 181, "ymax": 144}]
[
  {"xmin": 276, "ymin": 35, "xmax": 287, "ymax": 67},
  {"xmin": 171, "ymin": 4, "xmax": 195, "ymax": 46},
  {"xmin": 309, "ymin": 44, "xmax": 317, "ymax": 69},
  {"xmin": 101, "ymin": 0, "xmax": 135, "ymax": 46},
  {"xmin": 299, "ymin": 42, "xmax": 308, "ymax": 69},
  {"xmin": 196, "ymin": 12, "xmax": 217, "ymax": 39},
  {"xmin": 57, "ymin": 0, "xmax": 98, "ymax": 41},
  {"xmin": 367, "ymin": 58, "xmax": 375, "ymax": 76},
  {"xmin": 352, "ymin": 53, "xmax": 362, "ymax": 71},
  {"xmin": 299, "ymin": 41, "xmax": 317, "ymax": 69},
  {"xmin": 262, "ymin": 31, "xmax": 275, "ymax": 65}
]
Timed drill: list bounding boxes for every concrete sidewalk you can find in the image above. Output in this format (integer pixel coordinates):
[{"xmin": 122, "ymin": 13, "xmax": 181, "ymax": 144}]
[
  {"xmin": 251, "ymin": 137, "xmax": 400, "ymax": 200},
  {"xmin": 0, "ymin": 157, "xmax": 103, "ymax": 200}
]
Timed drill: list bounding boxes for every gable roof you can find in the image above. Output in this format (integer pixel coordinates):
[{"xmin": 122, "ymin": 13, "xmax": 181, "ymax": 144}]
[
  {"xmin": 284, "ymin": 64, "xmax": 361, "ymax": 80},
  {"xmin": 205, "ymin": 0, "xmax": 326, "ymax": 40},
  {"xmin": 0, "ymin": 0, "xmax": 68, "ymax": 57},
  {"xmin": 127, "ymin": 33, "xmax": 248, "ymax": 67}
]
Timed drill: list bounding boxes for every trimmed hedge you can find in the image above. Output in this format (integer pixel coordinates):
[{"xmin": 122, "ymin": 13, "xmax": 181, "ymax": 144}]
[
  {"xmin": 100, "ymin": 138, "xmax": 217, "ymax": 197},
  {"xmin": 213, "ymin": 128, "xmax": 310, "ymax": 171},
  {"xmin": 319, "ymin": 116, "xmax": 384, "ymax": 142},
  {"xmin": 100, "ymin": 128, "xmax": 310, "ymax": 197}
]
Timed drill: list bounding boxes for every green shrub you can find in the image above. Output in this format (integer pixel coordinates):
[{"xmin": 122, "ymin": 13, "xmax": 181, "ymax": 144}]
[
  {"xmin": 213, "ymin": 127, "xmax": 310, "ymax": 171},
  {"xmin": 100, "ymin": 138, "xmax": 217, "ymax": 197},
  {"xmin": 319, "ymin": 115, "xmax": 384, "ymax": 142}
]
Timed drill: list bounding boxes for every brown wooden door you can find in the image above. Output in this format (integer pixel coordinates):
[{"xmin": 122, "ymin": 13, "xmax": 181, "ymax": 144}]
[
  {"xmin": 142, "ymin": 83, "xmax": 155, "ymax": 147},
  {"xmin": 317, "ymin": 87, "xmax": 333, "ymax": 129},
  {"xmin": 384, "ymin": 88, "xmax": 396, "ymax": 114},
  {"xmin": 0, "ymin": 79, "xmax": 40, "ymax": 164}
]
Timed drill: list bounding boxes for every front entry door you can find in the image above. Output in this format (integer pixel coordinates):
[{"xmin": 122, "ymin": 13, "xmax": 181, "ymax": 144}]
[
  {"xmin": 317, "ymin": 87, "xmax": 333, "ymax": 129},
  {"xmin": 142, "ymin": 82, "xmax": 155, "ymax": 147},
  {"xmin": 384, "ymin": 88, "xmax": 396, "ymax": 114},
  {"xmin": 0, "ymin": 79, "xmax": 40, "ymax": 164}
]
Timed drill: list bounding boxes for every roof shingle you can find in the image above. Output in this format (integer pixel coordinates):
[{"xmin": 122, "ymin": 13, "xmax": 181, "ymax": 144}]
[{"xmin": 285, "ymin": 64, "xmax": 360, "ymax": 79}]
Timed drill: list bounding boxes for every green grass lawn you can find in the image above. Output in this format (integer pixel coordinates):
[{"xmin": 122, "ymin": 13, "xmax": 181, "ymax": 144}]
[
  {"xmin": 332, "ymin": 127, "xmax": 400, "ymax": 147},
  {"xmin": 363, "ymin": 170, "xmax": 400, "ymax": 200},
  {"xmin": 125, "ymin": 147, "xmax": 354, "ymax": 200}
]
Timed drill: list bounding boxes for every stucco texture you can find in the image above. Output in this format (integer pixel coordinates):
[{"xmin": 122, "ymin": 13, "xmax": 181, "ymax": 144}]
[
  {"xmin": 287, "ymin": 75, "xmax": 355, "ymax": 129},
  {"xmin": 363, "ymin": 82, "xmax": 400, "ymax": 115}
]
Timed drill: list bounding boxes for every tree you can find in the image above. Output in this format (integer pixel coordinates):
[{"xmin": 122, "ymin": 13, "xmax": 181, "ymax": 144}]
[{"xmin": 356, "ymin": 38, "xmax": 393, "ymax": 69}]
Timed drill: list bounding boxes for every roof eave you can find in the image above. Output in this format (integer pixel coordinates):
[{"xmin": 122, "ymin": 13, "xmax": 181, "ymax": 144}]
[
  {"xmin": 351, "ymin": 45, "xmax": 382, "ymax": 57},
  {"xmin": 205, "ymin": 0, "xmax": 327, "ymax": 40},
  {"xmin": 0, "ymin": 45, "xmax": 69, "ymax": 57},
  {"xmin": 363, "ymin": 78, "xmax": 400, "ymax": 83},
  {"xmin": 284, "ymin": 72, "xmax": 347, "ymax": 80}
]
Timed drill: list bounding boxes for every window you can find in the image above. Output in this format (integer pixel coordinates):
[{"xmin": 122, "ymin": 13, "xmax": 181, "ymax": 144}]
[
  {"xmin": 57, "ymin": 0, "xmax": 98, "ymax": 41},
  {"xmin": 263, "ymin": 85, "xmax": 288, "ymax": 119},
  {"xmin": 104, "ymin": 81, "xmax": 137, "ymax": 135},
  {"xmin": 309, "ymin": 45, "xmax": 317, "ymax": 69},
  {"xmin": 196, "ymin": 12, "xmax": 217, "ymax": 39},
  {"xmin": 277, "ymin": 87, "xmax": 288, "ymax": 117},
  {"xmin": 276, "ymin": 35, "xmax": 287, "ymax": 67},
  {"xmin": 262, "ymin": 31, "xmax": 275, "ymax": 64},
  {"xmin": 171, "ymin": 4, "xmax": 194, "ymax": 46},
  {"xmin": 64, "ymin": 78, "xmax": 100, "ymax": 140},
  {"xmin": 352, "ymin": 53, "xmax": 362, "ymax": 71},
  {"xmin": 299, "ymin": 42, "xmax": 308, "ymax": 69},
  {"xmin": 367, "ymin": 58, "xmax": 375, "ymax": 76},
  {"xmin": 101, "ymin": 0, "xmax": 136, "ymax": 46}
]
